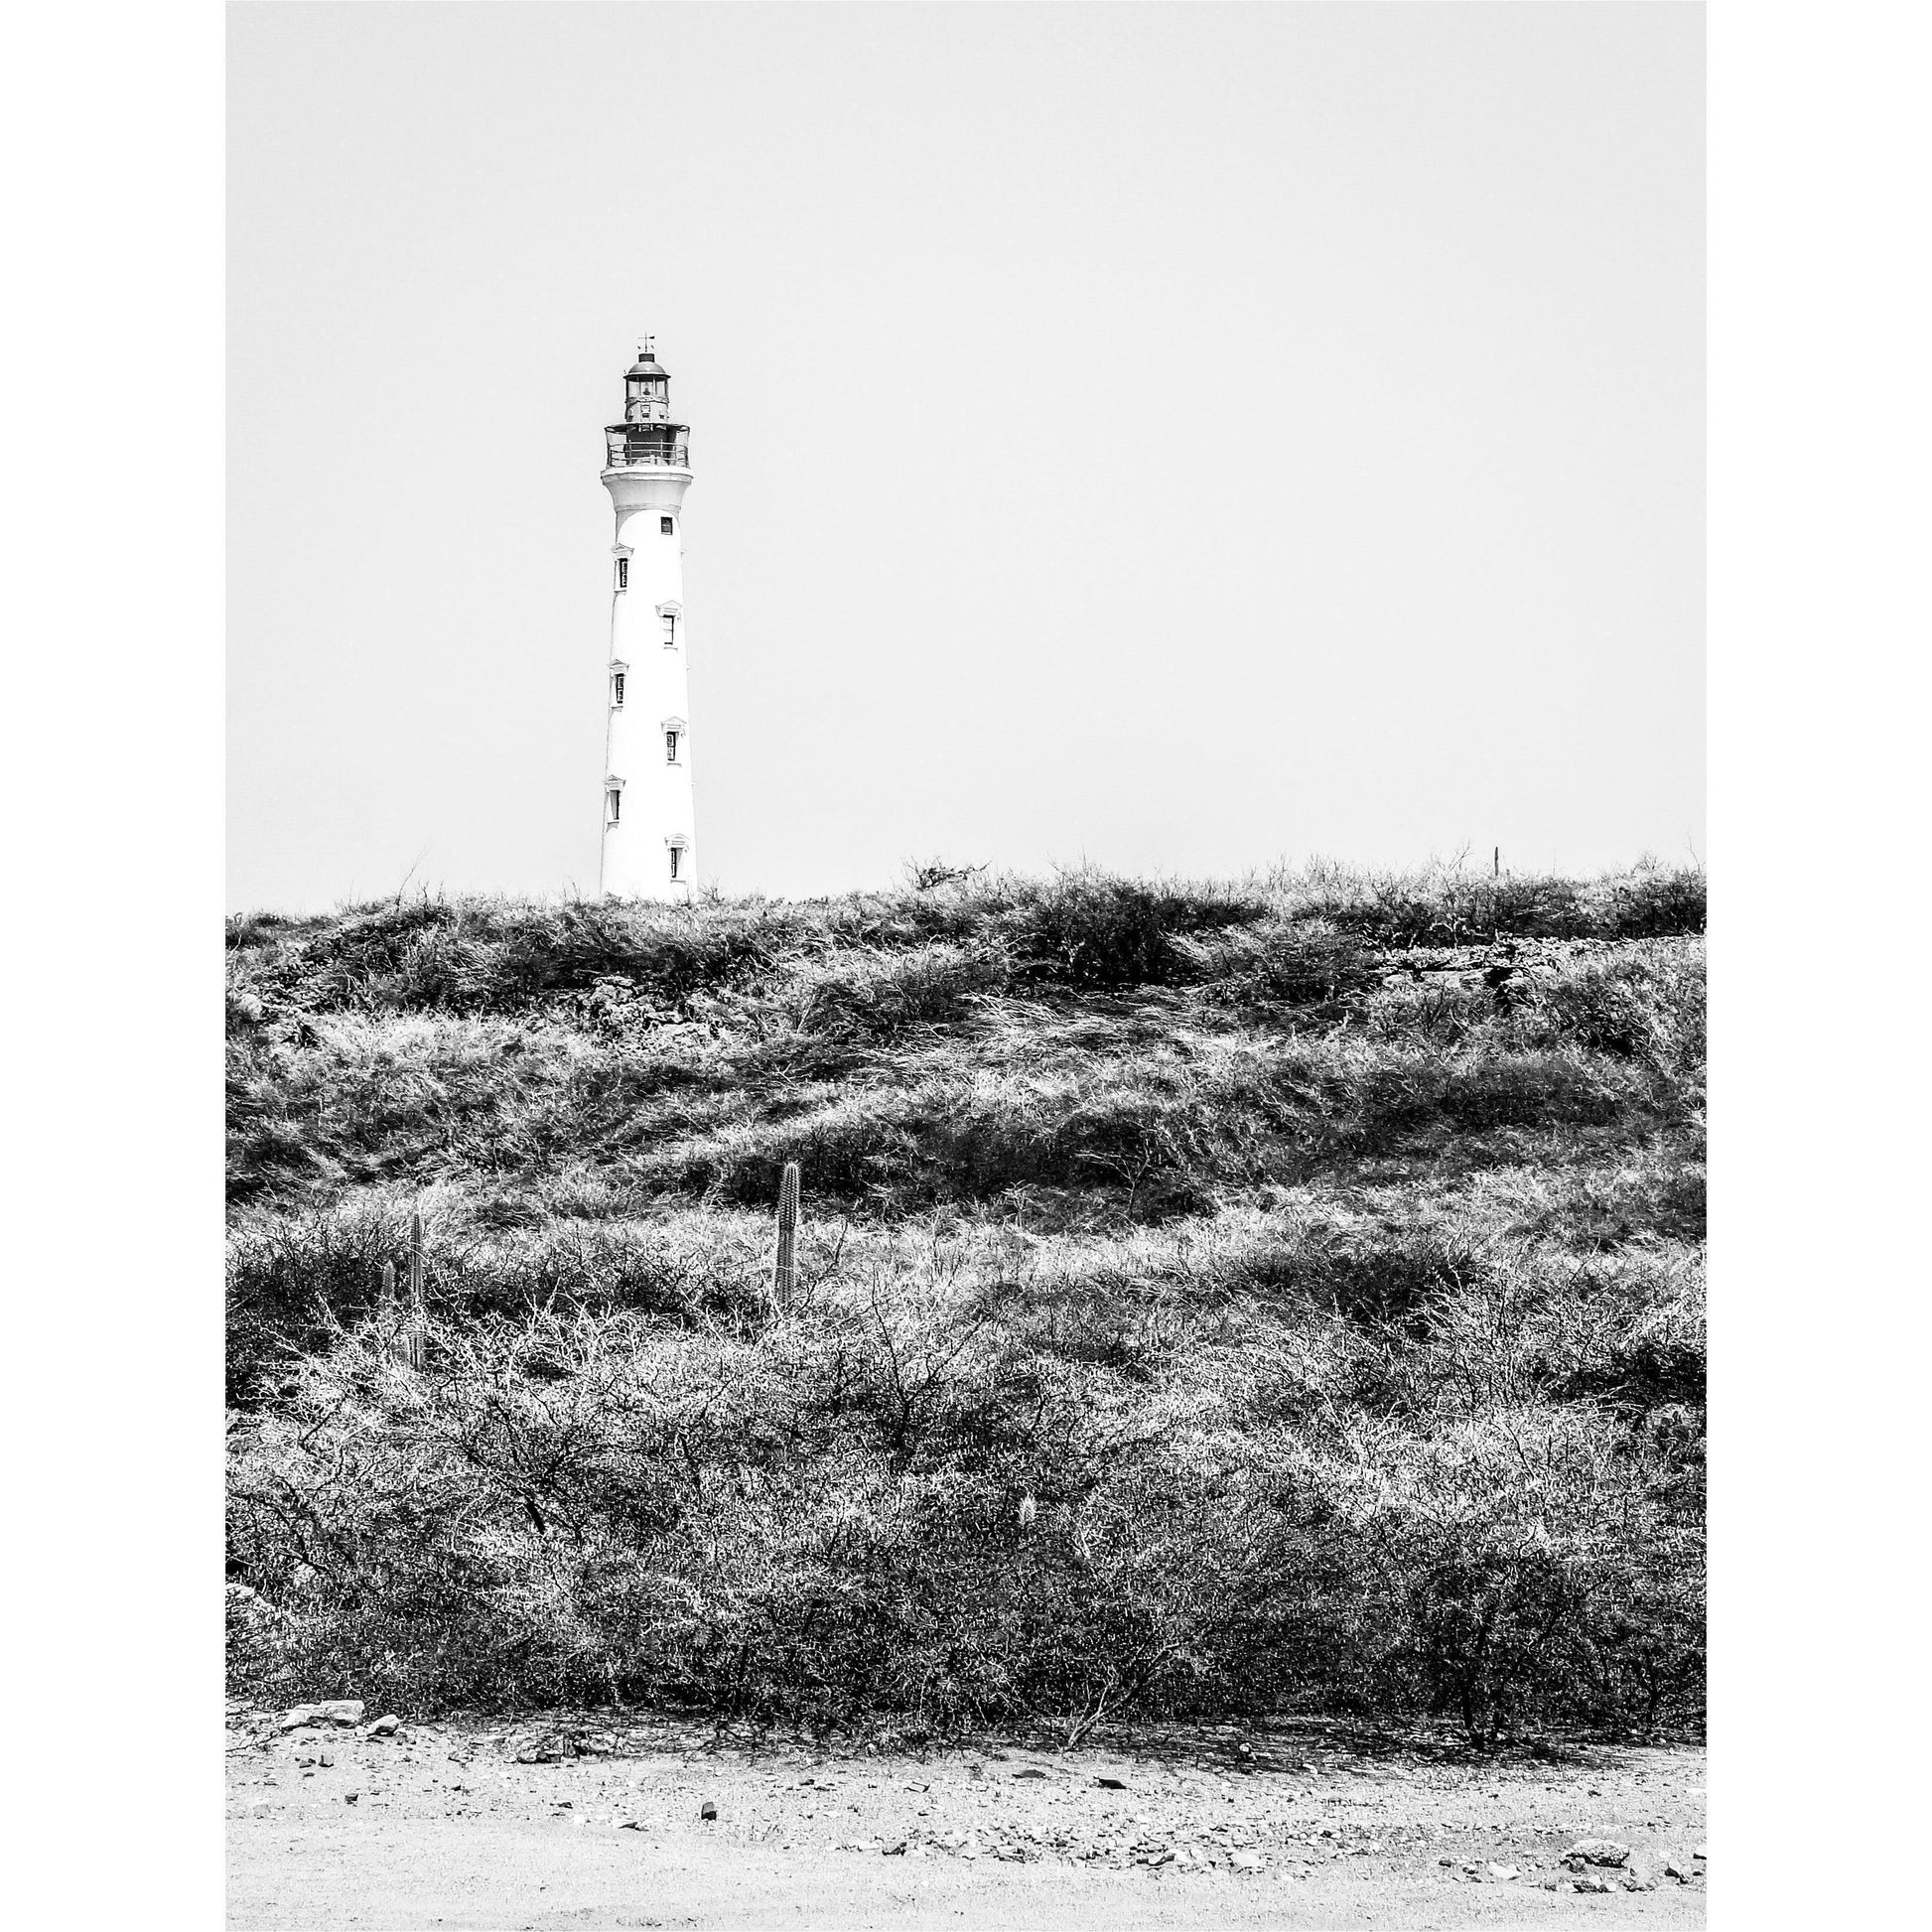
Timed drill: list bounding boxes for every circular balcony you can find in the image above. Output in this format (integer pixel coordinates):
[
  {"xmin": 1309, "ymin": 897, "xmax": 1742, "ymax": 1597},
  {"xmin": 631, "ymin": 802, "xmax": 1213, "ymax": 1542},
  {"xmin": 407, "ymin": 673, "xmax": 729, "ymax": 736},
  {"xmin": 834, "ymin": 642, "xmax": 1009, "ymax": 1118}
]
[{"xmin": 605, "ymin": 426, "xmax": 691, "ymax": 471}]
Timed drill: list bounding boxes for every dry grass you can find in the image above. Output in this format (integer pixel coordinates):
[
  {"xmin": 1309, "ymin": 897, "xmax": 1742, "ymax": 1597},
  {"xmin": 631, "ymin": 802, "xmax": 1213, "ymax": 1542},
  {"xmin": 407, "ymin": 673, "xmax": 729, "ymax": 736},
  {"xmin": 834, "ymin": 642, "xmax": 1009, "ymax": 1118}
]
[{"xmin": 226, "ymin": 862, "xmax": 1704, "ymax": 1743}]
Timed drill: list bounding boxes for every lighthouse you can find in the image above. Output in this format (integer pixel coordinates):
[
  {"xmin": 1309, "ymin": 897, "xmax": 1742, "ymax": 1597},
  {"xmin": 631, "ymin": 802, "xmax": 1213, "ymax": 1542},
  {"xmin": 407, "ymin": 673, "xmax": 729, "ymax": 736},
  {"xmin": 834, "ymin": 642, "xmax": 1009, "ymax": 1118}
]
[{"xmin": 599, "ymin": 338, "xmax": 696, "ymax": 899}]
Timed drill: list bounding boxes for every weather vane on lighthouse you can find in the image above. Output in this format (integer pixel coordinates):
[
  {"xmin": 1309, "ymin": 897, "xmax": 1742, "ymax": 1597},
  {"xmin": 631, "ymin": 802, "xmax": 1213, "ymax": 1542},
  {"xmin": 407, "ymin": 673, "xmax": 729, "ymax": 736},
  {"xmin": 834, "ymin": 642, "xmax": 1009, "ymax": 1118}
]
[{"xmin": 599, "ymin": 337, "xmax": 695, "ymax": 899}]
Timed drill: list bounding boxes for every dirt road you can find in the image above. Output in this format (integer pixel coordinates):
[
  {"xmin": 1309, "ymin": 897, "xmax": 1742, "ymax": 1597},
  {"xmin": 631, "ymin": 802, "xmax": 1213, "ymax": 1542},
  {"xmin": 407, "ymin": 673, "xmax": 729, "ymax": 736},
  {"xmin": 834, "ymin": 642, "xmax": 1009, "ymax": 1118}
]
[{"xmin": 227, "ymin": 1714, "xmax": 1705, "ymax": 1930}]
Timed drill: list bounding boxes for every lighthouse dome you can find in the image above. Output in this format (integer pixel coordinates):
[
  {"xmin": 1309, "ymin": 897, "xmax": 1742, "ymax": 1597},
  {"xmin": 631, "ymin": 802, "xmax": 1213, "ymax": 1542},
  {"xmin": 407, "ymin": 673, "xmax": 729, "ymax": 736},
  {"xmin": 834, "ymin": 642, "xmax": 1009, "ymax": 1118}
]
[{"xmin": 621, "ymin": 338, "xmax": 678, "ymax": 428}]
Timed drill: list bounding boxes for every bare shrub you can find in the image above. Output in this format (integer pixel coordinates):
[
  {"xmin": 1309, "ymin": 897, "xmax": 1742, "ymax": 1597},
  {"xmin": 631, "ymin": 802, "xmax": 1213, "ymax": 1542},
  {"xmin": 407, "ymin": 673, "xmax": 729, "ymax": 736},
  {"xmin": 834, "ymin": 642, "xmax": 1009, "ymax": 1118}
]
[
  {"xmin": 226, "ymin": 865, "xmax": 1705, "ymax": 1741},
  {"xmin": 229, "ymin": 1227, "xmax": 1703, "ymax": 1739}
]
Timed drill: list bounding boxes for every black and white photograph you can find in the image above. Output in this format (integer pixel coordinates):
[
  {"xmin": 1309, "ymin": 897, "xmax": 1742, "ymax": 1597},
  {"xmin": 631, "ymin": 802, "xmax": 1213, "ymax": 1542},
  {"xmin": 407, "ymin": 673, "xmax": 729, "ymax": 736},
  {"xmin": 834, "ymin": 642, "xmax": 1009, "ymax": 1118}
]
[
  {"xmin": 221, "ymin": 4, "xmax": 1710, "ymax": 1925},
  {"xmin": 22, "ymin": 1, "xmax": 1931, "ymax": 1927}
]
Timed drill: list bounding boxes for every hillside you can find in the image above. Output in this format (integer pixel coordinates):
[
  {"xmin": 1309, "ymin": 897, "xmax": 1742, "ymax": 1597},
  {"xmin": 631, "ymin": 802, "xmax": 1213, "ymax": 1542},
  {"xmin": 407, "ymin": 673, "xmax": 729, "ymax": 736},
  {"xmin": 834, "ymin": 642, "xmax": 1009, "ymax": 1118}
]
[{"xmin": 225, "ymin": 862, "xmax": 1705, "ymax": 1745}]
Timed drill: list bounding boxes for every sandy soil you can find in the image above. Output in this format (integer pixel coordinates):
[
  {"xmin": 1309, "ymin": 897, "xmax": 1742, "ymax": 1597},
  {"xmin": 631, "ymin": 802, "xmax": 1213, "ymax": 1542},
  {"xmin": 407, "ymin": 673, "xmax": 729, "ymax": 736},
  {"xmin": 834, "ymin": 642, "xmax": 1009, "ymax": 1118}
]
[{"xmin": 227, "ymin": 1713, "xmax": 1705, "ymax": 1930}]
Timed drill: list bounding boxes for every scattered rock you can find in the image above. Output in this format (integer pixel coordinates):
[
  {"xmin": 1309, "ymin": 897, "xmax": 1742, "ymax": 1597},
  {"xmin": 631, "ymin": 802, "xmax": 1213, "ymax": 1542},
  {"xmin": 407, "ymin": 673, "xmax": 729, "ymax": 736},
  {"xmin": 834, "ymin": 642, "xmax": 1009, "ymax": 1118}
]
[
  {"xmin": 699, "ymin": 1801, "xmax": 718, "ymax": 1821},
  {"xmin": 365, "ymin": 1715, "xmax": 401, "ymax": 1737},
  {"xmin": 1562, "ymin": 1839, "xmax": 1632, "ymax": 1867},
  {"xmin": 883, "ymin": 1841, "xmax": 907, "ymax": 1857},
  {"xmin": 1487, "ymin": 1863, "xmax": 1520, "ymax": 1881},
  {"xmin": 1438, "ymin": 1857, "xmax": 1456, "ymax": 1867},
  {"xmin": 278, "ymin": 1700, "xmax": 365, "ymax": 1731},
  {"xmin": 1094, "ymin": 1777, "xmax": 1129, "ymax": 1791},
  {"xmin": 1229, "ymin": 1851, "xmax": 1264, "ymax": 1872},
  {"xmin": 343, "ymin": 1792, "xmax": 359, "ymax": 1805},
  {"xmin": 1573, "ymin": 1875, "xmax": 1613, "ymax": 1894},
  {"xmin": 1013, "ymin": 1768, "xmax": 1049, "ymax": 1780}
]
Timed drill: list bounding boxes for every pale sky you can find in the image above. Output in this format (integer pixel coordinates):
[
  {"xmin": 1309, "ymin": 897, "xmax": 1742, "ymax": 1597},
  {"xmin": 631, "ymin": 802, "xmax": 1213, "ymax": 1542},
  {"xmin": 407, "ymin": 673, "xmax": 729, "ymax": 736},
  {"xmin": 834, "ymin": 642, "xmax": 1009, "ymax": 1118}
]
[{"xmin": 228, "ymin": 1, "xmax": 1703, "ymax": 912}]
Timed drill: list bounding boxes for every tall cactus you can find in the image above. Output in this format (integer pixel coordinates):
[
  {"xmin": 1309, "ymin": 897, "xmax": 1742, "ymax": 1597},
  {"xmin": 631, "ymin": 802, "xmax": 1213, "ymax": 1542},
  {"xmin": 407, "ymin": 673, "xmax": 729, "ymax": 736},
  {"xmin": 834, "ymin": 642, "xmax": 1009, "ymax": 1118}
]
[
  {"xmin": 772, "ymin": 1162, "xmax": 800, "ymax": 1312},
  {"xmin": 404, "ymin": 1207, "xmax": 427, "ymax": 1370}
]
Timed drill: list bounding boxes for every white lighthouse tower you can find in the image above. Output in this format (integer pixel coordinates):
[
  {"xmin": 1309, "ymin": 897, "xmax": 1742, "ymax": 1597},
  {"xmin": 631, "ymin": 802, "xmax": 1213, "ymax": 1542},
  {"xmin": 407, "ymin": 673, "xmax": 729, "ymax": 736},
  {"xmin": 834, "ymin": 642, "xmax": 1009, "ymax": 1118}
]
[{"xmin": 599, "ymin": 338, "xmax": 696, "ymax": 899}]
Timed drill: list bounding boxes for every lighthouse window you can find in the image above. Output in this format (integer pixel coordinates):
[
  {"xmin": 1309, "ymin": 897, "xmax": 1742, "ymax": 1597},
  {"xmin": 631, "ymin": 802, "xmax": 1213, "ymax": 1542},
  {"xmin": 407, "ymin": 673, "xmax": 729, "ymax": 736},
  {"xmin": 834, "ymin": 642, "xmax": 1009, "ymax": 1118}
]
[
  {"xmin": 660, "ymin": 515, "xmax": 675, "ymax": 535},
  {"xmin": 669, "ymin": 847, "xmax": 682, "ymax": 882},
  {"xmin": 616, "ymin": 557, "xmax": 628, "ymax": 592},
  {"xmin": 606, "ymin": 788, "xmax": 621, "ymax": 825},
  {"xmin": 612, "ymin": 671, "xmax": 625, "ymax": 708},
  {"xmin": 665, "ymin": 730, "xmax": 680, "ymax": 762},
  {"xmin": 662, "ymin": 615, "xmax": 677, "ymax": 648}
]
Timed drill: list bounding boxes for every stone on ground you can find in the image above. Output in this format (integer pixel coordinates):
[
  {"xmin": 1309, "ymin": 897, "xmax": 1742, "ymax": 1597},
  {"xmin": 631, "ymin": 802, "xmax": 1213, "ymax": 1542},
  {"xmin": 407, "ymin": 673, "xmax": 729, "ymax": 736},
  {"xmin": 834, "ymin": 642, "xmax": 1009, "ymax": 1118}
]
[{"xmin": 1563, "ymin": 1837, "xmax": 1633, "ymax": 1866}]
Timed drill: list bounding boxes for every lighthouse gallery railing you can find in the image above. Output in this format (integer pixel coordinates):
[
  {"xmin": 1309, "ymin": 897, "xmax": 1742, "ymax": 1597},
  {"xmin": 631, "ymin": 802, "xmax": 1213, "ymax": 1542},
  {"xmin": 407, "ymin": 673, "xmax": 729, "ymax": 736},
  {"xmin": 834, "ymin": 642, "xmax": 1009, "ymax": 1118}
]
[{"xmin": 605, "ymin": 440, "xmax": 690, "ymax": 469}]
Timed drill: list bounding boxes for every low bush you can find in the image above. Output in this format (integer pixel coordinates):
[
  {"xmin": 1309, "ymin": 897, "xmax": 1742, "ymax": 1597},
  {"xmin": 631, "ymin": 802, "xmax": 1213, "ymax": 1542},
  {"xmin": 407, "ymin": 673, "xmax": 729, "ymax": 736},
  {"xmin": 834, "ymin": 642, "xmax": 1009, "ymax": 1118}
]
[
  {"xmin": 1278, "ymin": 861, "xmax": 1704, "ymax": 949},
  {"xmin": 227, "ymin": 1232, "xmax": 1703, "ymax": 1737},
  {"xmin": 225, "ymin": 866, "xmax": 1706, "ymax": 1741},
  {"xmin": 999, "ymin": 873, "xmax": 1268, "ymax": 990},
  {"xmin": 227, "ymin": 863, "xmax": 1702, "ymax": 1021}
]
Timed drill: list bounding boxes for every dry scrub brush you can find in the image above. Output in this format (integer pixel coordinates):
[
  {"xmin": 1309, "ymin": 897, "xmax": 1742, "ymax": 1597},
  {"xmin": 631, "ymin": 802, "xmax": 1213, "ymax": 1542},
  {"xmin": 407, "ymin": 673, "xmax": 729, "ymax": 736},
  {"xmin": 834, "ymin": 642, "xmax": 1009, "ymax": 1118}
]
[
  {"xmin": 226, "ymin": 864, "xmax": 1704, "ymax": 1743},
  {"xmin": 229, "ymin": 1212, "xmax": 1702, "ymax": 1741}
]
